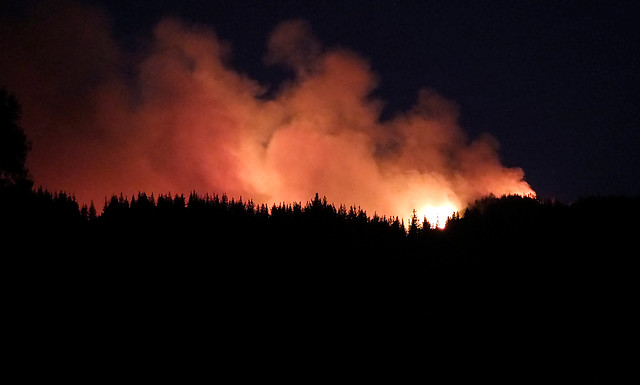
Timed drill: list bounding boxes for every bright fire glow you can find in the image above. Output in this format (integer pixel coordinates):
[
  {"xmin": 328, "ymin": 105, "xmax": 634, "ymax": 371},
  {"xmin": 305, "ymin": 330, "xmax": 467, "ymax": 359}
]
[
  {"xmin": 416, "ymin": 203, "xmax": 458, "ymax": 229},
  {"xmin": 0, "ymin": 11, "xmax": 536, "ymax": 221}
]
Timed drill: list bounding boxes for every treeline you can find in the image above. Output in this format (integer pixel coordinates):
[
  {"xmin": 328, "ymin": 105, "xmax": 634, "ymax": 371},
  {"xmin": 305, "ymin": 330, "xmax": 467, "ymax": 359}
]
[
  {"xmin": 3, "ymin": 89, "xmax": 636, "ymax": 382},
  {"xmin": 3, "ymin": 185, "xmax": 639, "ymax": 265},
  {"xmin": 3, "ymin": 188, "xmax": 410, "ymax": 262}
]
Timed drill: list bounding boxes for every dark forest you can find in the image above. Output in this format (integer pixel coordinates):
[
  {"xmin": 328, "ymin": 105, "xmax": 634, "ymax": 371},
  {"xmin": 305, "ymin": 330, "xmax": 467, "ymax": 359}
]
[{"xmin": 2, "ymin": 89, "xmax": 637, "ymax": 382}]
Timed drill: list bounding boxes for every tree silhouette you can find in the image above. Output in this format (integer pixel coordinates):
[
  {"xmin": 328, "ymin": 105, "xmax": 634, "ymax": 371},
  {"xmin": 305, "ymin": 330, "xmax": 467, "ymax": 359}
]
[
  {"xmin": 1, "ymin": 81, "xmax": 636, "ymax": 383},
  {"xmin": 407, "ymin": 209, "xmax": 421, "ymax": 238},
  {"xmin": 0, "ymin": 89, "xmax": 31, "ymax": 189}
]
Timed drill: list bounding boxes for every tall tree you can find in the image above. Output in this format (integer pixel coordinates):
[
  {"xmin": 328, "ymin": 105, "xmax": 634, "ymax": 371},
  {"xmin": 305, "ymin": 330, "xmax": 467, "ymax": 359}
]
[{"xmin": 0, "ymin": 89, "xmax": 31, "ymax": 189}]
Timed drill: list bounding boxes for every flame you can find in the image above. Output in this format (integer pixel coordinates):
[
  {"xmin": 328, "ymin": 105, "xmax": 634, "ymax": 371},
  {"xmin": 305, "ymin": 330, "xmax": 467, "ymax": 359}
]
[
  {"xmin": 416, "ymin": 203, "xmax": 458, "ymax": 229},
  {"xmin": 0, "ymin": 9, "xmax": 536, "ymax": 222}
]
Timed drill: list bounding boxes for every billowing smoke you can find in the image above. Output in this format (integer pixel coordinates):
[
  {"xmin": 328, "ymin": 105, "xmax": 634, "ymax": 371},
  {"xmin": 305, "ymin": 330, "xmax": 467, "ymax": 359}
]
[{"xmin": 0, "ymin": 1, "xmax": 534, "ymax": 226}]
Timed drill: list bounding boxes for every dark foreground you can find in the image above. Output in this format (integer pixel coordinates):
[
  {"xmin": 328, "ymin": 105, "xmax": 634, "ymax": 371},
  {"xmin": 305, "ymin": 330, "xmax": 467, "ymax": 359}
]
[{"xmin": 2, "ymin": 189, "xmax": 638, "ymax": 383}]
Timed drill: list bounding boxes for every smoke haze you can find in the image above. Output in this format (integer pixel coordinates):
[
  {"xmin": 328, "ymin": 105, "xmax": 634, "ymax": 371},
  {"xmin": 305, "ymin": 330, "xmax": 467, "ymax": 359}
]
[{"xmin": 0, "ymin": 1, "xmax": 534, "ymax": 224}]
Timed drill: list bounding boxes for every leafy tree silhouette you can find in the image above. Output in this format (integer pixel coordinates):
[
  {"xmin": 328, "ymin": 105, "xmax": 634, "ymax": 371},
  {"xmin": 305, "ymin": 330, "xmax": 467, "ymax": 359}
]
[{"xmin": 0, "ymin": 89, "xmax": 31, "ymax": 190}]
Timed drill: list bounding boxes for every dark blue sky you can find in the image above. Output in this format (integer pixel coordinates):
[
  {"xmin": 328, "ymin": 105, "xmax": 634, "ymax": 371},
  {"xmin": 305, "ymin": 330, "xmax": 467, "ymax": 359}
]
[{"xmin": 7, "ymin": 0, "xmax": 640, "ymax": 201}]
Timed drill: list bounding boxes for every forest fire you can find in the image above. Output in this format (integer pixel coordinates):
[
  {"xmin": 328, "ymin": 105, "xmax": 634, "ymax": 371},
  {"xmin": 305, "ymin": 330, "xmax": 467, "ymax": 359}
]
[
  {"xmin": 0, "ymin": 4, "xmax": 534, "ymax": 224},
  {"xmin": 417, "ymin": 204, "xmax": 459, "ymax": 229}
]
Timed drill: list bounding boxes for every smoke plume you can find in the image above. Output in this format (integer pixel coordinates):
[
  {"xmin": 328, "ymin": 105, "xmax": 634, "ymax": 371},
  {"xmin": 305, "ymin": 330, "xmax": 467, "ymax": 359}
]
[{"xmin": 0, "ymin": 1, "xmax": 534, "ymax": 225}]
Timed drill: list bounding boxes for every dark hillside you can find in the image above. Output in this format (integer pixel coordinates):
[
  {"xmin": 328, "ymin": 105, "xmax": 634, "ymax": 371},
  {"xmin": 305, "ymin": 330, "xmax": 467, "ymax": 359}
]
[{"xmin": 2, "ymin": 188, "xmax": 637, "ymax": 382}]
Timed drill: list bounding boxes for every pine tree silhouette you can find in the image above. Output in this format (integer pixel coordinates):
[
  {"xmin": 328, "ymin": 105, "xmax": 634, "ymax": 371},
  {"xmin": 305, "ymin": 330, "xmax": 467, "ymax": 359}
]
[{"xmin": 0, "ymin": 89, "xmax": 31, "ymax": 190}]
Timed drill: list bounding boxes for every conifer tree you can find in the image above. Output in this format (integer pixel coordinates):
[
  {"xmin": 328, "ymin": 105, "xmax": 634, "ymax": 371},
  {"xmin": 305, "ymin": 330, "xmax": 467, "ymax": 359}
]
[{"xmin": 0, "ymin": 89, "xmax": 31, "ymax": 189}]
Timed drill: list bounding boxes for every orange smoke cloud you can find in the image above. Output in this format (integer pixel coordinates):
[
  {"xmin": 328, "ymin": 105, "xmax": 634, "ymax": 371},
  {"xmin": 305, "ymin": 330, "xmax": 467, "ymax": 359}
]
[{"xmin": 0, "ymin": 2, "xmax": 534, "ymax": 225}]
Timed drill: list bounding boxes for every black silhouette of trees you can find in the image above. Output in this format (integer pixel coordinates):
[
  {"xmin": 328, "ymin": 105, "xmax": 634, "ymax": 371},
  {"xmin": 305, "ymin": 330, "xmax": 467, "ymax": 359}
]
[
  {"xmin": 0, "ymin": 89, "xmax": 31, "ymax": 189},
  {"xmin": 1, "ymin": 89, "xmax": 636, "ymax": 384}
]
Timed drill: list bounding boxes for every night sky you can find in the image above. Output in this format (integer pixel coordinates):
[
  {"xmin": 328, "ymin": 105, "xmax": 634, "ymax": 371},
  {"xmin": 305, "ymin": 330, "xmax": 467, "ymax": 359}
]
[{"xmin": 3, "ymin": 0, "xmax": 639, "ymax": 203}]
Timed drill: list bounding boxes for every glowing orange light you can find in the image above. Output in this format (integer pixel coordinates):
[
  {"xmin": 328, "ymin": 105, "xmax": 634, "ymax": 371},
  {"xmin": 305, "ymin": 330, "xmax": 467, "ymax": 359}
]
[
  {"xmin": 3, "ymin": 13, "xmax": 536, "ymax": 218},
  {"xmin": 415, "ymin": 203, "xmax": 458, "ymax": 229}
]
